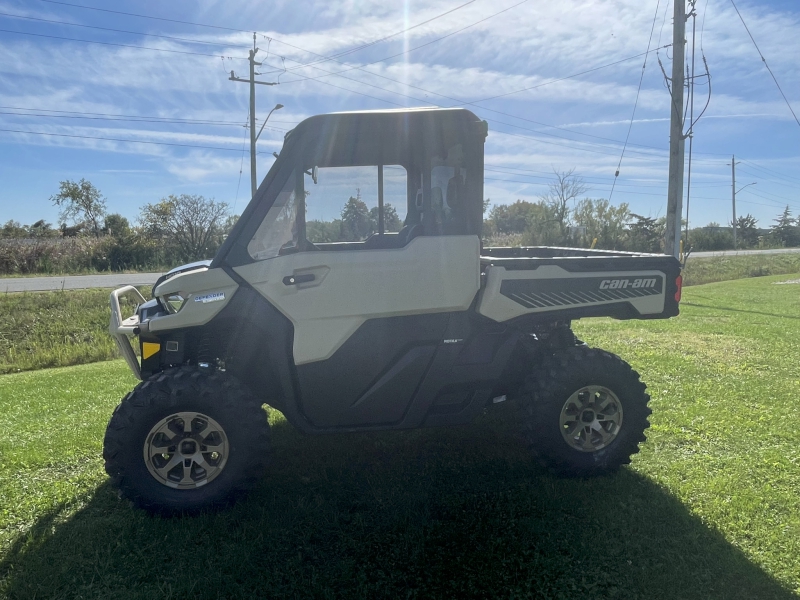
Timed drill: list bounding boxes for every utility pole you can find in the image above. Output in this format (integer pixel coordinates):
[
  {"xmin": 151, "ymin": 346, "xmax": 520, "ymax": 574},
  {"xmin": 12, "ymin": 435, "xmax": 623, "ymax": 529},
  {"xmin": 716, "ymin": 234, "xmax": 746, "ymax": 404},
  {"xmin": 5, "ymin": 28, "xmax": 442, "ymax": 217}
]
[
  {"xmin": 665, "ymin": 1, "xmax": 687, "ymax": 259},
  {"xmin": 229, "ymin": 34, "xmax": 278, "ymax": 198},
  {"xmin": 730, "ymin": 155, "xmax": 738, "ymax": 249}
]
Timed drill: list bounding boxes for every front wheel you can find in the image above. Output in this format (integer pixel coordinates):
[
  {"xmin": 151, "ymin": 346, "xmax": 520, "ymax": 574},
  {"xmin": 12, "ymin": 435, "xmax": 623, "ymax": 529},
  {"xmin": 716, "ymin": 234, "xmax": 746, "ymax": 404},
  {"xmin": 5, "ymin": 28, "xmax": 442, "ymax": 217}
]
[
  {"xmin": 103, "ymin": 367, "xmax": 270, "ymax": 514},
  {"xmin": 521, "ymin": 347, "xmax": 651, "ymax": 476}
]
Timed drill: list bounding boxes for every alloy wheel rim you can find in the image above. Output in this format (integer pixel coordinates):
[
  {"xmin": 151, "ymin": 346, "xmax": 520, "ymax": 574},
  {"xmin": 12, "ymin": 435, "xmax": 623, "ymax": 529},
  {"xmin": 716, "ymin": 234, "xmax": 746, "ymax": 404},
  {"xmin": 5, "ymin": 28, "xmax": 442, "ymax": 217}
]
[
  {"xmin": 558, "ymin": 385, "xmax": 624, "ymax": 452},
  {"xmin": 143, "ymin": 412, "xmax": 229, "ymax": 489}
]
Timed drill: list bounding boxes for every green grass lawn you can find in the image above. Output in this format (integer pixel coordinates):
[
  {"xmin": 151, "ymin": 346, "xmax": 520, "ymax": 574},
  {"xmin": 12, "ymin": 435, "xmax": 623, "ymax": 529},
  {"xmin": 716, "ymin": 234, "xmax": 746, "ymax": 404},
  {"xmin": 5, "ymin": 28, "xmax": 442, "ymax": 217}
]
[{"xmin": 1, "ymin": 276, "xmax": 799, "ymax": 598}]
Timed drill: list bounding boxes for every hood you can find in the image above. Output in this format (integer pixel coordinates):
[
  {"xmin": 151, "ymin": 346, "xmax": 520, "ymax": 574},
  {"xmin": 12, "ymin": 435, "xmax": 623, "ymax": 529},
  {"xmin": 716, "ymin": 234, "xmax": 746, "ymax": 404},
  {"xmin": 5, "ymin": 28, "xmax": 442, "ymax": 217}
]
[{"xmin": 152, "ymin": 260, "xmax": 213, "ymax": 297}]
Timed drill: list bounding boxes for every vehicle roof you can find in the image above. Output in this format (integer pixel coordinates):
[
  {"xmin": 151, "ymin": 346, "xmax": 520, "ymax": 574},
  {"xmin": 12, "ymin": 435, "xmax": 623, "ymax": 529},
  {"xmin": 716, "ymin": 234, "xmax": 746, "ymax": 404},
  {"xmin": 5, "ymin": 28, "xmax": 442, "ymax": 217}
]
[{"xmin": 285, "ymin": 107, "xmax": 483, "ymax": 140}]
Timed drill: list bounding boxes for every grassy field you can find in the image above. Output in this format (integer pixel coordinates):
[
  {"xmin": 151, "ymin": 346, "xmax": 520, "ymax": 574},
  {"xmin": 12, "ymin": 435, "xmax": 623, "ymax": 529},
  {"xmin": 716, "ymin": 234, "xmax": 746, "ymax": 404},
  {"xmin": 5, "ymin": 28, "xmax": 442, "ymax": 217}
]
[
  {"xmin": 1, "ymin": 275, "xmax": 799, "ymax": 598},
  {"xmin": 681, "ymin": 252, "xmax": 800, "ymax": 286},
  {"xmin": 0, "ymin": 288, "xmax": 147, "ymax": 375}
]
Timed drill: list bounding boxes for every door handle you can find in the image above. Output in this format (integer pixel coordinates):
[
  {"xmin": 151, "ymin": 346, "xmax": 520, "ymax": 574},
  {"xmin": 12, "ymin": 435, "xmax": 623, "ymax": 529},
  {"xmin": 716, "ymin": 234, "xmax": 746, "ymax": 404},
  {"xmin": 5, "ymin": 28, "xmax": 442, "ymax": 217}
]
[{"xmin": 283, "ymin": 273, "xmax": 315, "ymax": 286}]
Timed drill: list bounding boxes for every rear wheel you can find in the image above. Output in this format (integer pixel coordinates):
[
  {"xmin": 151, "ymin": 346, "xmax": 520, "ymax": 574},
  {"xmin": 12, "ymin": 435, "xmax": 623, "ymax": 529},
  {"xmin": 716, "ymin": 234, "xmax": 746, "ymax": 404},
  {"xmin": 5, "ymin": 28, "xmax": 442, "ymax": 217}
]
[
  {"xmin": 521, "ymin": 346, "xmax": 650, "ymax": 476},
  {"xmin": 104, "ymin": 367, "xmax": 270, "ymax": 514}
]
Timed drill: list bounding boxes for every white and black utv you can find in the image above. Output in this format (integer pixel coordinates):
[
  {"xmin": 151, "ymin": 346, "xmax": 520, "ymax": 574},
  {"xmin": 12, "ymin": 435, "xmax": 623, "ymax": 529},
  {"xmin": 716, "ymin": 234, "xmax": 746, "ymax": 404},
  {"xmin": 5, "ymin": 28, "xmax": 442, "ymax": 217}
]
[{"xmin": 106, "ymin": 108, "xmax": 682, "ymax": 513}]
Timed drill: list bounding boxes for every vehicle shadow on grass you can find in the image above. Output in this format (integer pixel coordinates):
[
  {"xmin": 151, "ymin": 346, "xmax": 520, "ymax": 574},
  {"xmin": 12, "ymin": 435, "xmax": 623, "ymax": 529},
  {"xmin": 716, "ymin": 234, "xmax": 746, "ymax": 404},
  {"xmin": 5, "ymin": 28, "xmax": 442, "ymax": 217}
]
[{"xmin": 1, "ymin": 410, "xmax": 796, "ymax": 600}]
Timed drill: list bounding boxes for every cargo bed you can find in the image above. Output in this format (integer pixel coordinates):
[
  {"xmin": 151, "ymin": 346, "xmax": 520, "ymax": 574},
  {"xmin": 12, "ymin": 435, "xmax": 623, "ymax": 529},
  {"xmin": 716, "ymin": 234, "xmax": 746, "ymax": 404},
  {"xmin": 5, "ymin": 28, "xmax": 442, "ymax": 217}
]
[{"xmin": 477, "ymin": 246, "xmax": 682, "ymax": 324}]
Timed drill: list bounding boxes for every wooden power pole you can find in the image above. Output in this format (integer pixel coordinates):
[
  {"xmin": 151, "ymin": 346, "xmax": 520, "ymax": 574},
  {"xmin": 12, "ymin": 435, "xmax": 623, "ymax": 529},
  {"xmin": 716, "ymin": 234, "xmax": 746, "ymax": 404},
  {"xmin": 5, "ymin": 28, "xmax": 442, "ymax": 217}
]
[
  {"xmin": 229, "ymin": 34, "xmax": 278, "ymax": 198},
  {"xmin": 665, "ymin": 1, "xmax": 687, "ymax": 259},
  {"xmin": 730, "ymin": 155, "xmax": 738, "ymax": 249}
]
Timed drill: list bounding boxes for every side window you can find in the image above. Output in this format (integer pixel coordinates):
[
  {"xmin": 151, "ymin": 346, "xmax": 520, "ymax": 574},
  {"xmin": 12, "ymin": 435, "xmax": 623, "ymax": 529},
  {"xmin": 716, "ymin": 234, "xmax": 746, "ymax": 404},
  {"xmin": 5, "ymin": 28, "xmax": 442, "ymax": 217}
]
[
  {"xmin": 428, "ymin": 144, "xmax": 468, "ymax": 235},
  {"xmin": 305, "ymin": 166, "xmax": 407, "ymax": 244},
  {"xmin": 247, "ymin": 171, "xmax": 298, "ymax": 260}
]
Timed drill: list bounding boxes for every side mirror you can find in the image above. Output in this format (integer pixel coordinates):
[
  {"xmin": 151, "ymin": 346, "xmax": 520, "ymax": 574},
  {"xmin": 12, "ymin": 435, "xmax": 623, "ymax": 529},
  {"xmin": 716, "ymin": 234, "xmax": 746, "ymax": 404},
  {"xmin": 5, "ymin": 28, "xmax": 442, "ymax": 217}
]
[{"xmin": 305, "ymin": 166, "xmax": 318, "ymax": 184}]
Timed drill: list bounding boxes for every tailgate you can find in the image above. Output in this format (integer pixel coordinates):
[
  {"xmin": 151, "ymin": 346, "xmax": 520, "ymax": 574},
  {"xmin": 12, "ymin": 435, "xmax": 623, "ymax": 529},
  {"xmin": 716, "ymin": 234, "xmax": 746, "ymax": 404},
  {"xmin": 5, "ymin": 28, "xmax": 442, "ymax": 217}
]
[{"xmin": 477, "ymin": 254, "xmax": 682, "ymax": 323}]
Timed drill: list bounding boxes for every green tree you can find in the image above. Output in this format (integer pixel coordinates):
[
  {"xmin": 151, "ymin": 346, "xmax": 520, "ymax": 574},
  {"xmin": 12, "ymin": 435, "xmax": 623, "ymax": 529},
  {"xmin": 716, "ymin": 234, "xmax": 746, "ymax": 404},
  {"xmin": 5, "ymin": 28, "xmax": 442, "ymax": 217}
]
[
  {"xmin": 1, "ymin": 220, "xmax": 27, "ymax": 238},
  {"xmin": 572, "ymin": 198, "xmax": 630, "ymax": 249},
  {"xmin": 488, "ymin": 200, "xmax": 541, "ymax": 235},
  {"xmin": 28, "ymin": 219, "xmax": 58, "ymax": 238},
  {"xmin": 733, "ymin": 214, "xmax": 759, "ymax": 248},
  {"xmin": 626, "ymin": 214, "xmax": 664, "ymax": 253},
  {"xmin": 139, "ymin": 194, "xmax": 229, "ymax": 262},
  {"xmin": 689, "ymin": 222, "xmax": 733, "ymax": 251},
  {"xmin": 340, "ymin": 191, "xmax": 371, "ymax": 241},
  {"xmin": 770, "ymin": 206, "xmax": 799, "ymax": 247},
  {"xmin": 103, "ymin": 213, "xmax": 130, "ymax": 238},
  {"xmin": 368, "ymin": 203, "xmax": 402, "ymax": 233},
  {"xmin": 307, "ymin": 219, "xmax": 342, "ymax": 243},
  {"xmin": 50, "ymin": 179, "xmax": 107, "ymax": 237}
]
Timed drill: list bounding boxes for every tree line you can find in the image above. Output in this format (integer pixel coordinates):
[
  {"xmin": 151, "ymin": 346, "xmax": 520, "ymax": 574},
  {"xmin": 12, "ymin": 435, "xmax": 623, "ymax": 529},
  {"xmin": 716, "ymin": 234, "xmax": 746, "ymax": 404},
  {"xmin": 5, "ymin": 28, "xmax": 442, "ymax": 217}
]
[
  {"xmin": 2, "ymin": 172, "xmax": 798, "ymax": 275},
  {"xmin": 482, "ymin": 170, "xmax": 799, "ymax": 253},
  {"xmin": 1, "ymin": 179, "xmax": 233, "ymax": 274}
]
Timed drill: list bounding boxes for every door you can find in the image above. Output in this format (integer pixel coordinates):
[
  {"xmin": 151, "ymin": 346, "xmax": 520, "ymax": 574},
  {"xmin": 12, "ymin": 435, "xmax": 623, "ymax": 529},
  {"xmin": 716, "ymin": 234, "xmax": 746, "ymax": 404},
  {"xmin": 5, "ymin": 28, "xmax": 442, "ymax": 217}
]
[{"xmin": 234, "ymin": 165, "xmax": 480, "ymax": 427}]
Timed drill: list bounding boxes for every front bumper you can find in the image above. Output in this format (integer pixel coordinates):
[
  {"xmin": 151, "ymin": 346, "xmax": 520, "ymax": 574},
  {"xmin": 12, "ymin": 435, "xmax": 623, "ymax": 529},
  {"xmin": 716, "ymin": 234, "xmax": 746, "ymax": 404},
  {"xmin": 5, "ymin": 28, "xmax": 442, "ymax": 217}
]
[{"xmin": 109, "ymin": 285, "xmax": 146, "ymax": 380}]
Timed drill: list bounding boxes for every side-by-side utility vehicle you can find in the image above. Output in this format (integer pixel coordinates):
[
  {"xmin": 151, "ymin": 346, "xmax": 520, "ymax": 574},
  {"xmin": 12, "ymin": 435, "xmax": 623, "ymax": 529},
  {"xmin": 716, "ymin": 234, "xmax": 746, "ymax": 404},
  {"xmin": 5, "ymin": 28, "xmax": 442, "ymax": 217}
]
[{"xmin": 107, "ymin": 108, "xmax": 681, "ymax": 513}]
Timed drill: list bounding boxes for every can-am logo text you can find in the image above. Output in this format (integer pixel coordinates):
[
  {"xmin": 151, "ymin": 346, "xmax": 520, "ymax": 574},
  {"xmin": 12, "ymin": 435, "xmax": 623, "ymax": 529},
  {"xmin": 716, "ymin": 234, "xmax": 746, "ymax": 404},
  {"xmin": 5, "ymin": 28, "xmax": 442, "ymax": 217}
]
[{"xmin": 599, "ymin": 278, "xmax": 657, "ymax": 290}]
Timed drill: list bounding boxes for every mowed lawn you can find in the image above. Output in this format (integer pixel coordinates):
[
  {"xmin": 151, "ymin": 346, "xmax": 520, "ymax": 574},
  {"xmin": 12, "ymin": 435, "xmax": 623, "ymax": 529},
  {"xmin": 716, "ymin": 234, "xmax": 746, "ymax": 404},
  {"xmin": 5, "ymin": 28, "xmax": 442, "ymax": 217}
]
[{"xmin": 1, "ymin": 275, "xmax": 799, "ymax": 599}]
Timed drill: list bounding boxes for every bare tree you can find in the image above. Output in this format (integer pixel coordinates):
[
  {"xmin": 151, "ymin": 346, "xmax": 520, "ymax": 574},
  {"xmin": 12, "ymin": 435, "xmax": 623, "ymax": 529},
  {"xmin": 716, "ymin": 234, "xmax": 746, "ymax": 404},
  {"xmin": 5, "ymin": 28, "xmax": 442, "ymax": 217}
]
[
  {"xmin": 50, "ymin": 179, "xmax": 107, "ymax": 237},
  {"xmin": 539, "ymin": 169, "xmax": 588, "ymax": 242},
  {"xmin": 139, "ymin": 194, "xmax": 229, "ymax": 262}
]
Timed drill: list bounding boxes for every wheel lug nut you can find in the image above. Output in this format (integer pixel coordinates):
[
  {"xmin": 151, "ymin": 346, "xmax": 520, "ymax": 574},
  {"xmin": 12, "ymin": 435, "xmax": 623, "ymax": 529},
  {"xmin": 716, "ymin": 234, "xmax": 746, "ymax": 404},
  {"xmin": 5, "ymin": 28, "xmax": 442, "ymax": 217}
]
[
  {"xmin": 210, "ymin": 451, "xmax": 220, "ymax": 460},
  {"xmin": 161, "ymin": 453, "xmax": 169, "ymax": 460}
]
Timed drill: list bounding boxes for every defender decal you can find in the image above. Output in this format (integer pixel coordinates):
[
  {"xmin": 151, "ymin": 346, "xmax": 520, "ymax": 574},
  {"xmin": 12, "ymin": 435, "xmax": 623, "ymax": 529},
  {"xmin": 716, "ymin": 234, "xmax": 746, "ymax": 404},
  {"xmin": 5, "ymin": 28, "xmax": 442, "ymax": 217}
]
[
  {"xmin": 500, "ymin": 276, "xmax": 664, "ymax": 310},
  {"xmin": 194, "ymin": 292, "xmax": 226, "ymax": 304}
]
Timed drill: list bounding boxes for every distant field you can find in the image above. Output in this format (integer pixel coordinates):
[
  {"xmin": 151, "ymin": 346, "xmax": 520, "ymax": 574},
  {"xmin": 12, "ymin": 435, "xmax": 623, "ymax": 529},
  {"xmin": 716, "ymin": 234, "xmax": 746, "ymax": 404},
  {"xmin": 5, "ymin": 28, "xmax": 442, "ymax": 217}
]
[{"xmin": 1, "ymin": 275, "xmax": 798, "ymax": 598}]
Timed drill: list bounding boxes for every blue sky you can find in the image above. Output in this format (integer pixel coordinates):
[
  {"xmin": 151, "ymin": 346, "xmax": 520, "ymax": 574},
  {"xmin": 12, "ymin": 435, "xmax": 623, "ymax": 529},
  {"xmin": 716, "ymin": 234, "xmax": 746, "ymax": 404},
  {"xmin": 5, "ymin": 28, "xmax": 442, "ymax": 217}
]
[{"xmin": 0, "ymin": 0, "xmax": 798, "ymax": 231}]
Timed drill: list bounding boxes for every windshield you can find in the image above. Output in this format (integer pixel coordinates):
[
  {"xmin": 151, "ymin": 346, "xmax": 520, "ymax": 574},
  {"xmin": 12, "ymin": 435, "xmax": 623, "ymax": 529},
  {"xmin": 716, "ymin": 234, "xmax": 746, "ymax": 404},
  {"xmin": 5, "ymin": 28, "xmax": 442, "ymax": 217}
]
[{"xmin": 247, "ymin": 170, "xmax": 299, "ymax": 260}]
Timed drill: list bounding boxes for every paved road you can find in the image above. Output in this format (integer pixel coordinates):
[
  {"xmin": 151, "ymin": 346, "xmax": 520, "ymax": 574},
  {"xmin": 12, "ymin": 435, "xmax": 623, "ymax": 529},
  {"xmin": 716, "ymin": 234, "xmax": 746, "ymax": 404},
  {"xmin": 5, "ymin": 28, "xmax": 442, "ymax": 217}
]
[
  {"xmin": 0, "ymin": 272, "xmax": 162, "ymax": 293},
  {"xmin": 690, "ymin": 248, "xmax": 800, "ymax": 258}
]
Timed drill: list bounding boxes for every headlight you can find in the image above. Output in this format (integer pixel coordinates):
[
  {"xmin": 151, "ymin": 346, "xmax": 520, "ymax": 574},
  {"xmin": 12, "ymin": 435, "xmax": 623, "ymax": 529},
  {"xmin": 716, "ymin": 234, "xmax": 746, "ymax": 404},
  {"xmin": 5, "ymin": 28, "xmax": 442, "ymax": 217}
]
[{"xmin": 161, "ymin": 293, "xmax": 187, "ymax": 314}]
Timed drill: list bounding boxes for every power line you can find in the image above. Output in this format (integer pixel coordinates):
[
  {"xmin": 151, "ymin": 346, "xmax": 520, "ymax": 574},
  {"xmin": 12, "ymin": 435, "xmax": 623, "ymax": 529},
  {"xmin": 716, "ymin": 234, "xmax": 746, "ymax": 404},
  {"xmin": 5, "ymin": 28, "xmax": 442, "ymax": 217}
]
[
  {"xmin": 33, "ymin": 0, "xmax": 674, "ymax": 157},
  {"xmin": 233, "ymin": 110, "xmax": 250, "ymax": 215},
  {"xmin": 738, "ymin": 160, "xmax": 800, "ymax": 184},
  {"xmin": 462, "ymin": 45, "xmax": 671, "ymax": 105},
  {"xmin": 276, "ymin": 0, "xmax": 485, "ymax": 72},
  {"xmin": 0, "ymin": 108, "xmax": 296, "ymax": 127},
  {"xmin": 729, "ymin": 0, "xmax": 800, "ymax": 130},
  {"xmin": 18, "ymin": 1, "xmax": 487, "ymax": 75},
  {"xmin": 737, "ymin": 168, "xmax": 800, "ymax": 191},
  {"xmin": 21, "ymin": 0, "xmax": 731, "ymax": 167},
  {"xmin": 276, "ymin": 0, "xmax": 529, "ymax": 84},
  {"xmin": 489, "ymin": 126, "xmax": 673, "ymax": 163},
  {"xmin": 273, "ymin": 42, "xmax": 677, "ymax": 158},
  {"xmin": 0, "ymin": 127, "xmax": 257, "ymax": 151},
  {"xmin": 0, "ymin": 106, "xmax": 296, "ymax": 125},
  {"xmin": 270, "ymin": 15, "xmax": 676, "ymax": 153},
  {"xmin": 38, "ymin": 0, "xmax": 249, "ymax": 32},
  {"xmin": 0, "ymin": 28, "xmax": 247, "ymax": 59},
  {"xmin": 736, "ymin": 183, "xmax": 800, "ymax": 205},
  {"xmin": 38, "ymin": 0, "xmax": 683, "ymax": 157},
  {"xmin": 483, "ymin": 176, "xmax": 708, "ymax": 199},
  {"xmin": 609, "ymin": 0, "xmax": 662, "ymax": 203},
  {"xmin": 0, "ymin": 11, "xmax": 251, "ymax": 49},
  {"xmin": 483, "ymin": 165, "xmax": 727, "ymax": 188}
]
